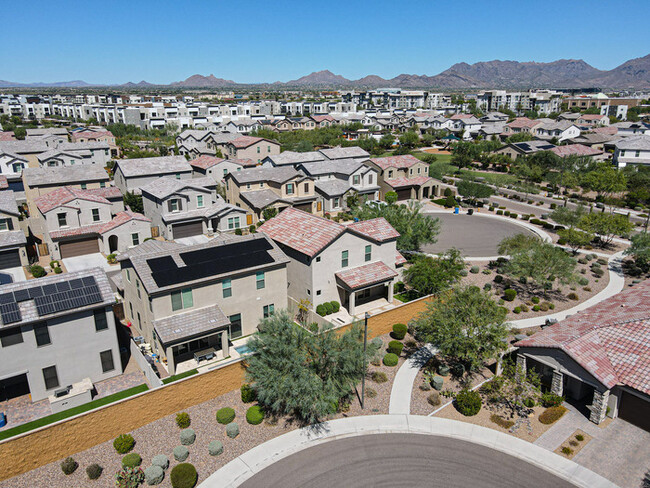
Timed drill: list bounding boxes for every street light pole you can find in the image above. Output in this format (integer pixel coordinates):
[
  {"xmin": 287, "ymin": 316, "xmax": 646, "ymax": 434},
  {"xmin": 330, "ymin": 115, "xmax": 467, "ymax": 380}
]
[{"xmin": 361, "ymin": 312, "xmax": 370, "ymax": 409}]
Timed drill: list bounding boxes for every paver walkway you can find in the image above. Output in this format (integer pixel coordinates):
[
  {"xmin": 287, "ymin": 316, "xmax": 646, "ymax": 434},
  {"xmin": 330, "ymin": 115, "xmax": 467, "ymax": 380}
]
[
  {"xmin": 388, "ymin": 344, "xmax": 436, "ymax": 414},
  {"xmin": 534, "ymin": 402, "xmax": 602, "ymax": 450}
]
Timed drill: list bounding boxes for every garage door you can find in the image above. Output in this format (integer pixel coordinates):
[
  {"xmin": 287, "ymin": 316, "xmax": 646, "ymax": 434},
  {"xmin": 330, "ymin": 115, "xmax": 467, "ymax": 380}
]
[
  {"xmin": 0, "ymin": 249, "xmax": 21, "ymax": 269},
  {"xmin": 60, "ymin": 238, "xmax": 99, "ymax": 258},
  {"xmin": 294, "ymin": 203, "xmax": 312, "ymax": 213},
  {"xmin": 396, "ymin": 188, "xmax": 412, "ymax": 201},
  {"xmin": 619, "ymin": 391, "xmax": 650, "ymax": 432},
  {"xmin": 172, "ymin": 221, "xmax": 203, "ymax": 239}
]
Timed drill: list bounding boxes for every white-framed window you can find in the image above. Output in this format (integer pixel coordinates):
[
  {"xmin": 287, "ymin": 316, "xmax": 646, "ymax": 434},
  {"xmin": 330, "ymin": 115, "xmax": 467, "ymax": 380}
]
[
  {"xmin": 91, "ymin": 208, "xmax": 100, "ymax": 222},
  {"xmin": 227, "ymin": 216, "xmax": 240, "ymax": 229},
  {"xmin": 131, "ymin": 233, "xmax": 139, "ymax": 246},
  {"xmin": 341, "ymin": 250, "xmax": 349, "ymax": 267},
  {"xmin": 365, "ymin": 245, "xmax": 372, "ymax": 262},
  {"xmin": 286, "ymin": 183, "xmax": 294, "ymax": 195},
  {"xmin": 353, "ymin": 175, "xmax": 360, "ymax": 185},
  {"xmin": 256, "ymin": 271, "xmax": 265, "ymax": 289},
  {"xmin": 57, "ymin": 213, "xmax": 67, "ymax": 227},
  {"xmin": 171, "ymin": 288, "xmax": 193, "ymax": 311},
  {"xmin": 222, "ymin": 278, "xmax": 232, "ymax": 298},
  {"xmin": 263, "ymin": 303, "xmax": 274, "ymax": 318},
  {"xmin": 197, "ymin": 195, "xmax": 204, "ymax": 208}
]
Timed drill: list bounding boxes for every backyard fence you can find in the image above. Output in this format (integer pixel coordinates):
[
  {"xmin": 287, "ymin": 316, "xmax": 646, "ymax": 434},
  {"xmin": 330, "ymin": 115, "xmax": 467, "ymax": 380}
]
[{"xmin": 129, "ymin": 338, "xmax": 164, "ymax": 388}]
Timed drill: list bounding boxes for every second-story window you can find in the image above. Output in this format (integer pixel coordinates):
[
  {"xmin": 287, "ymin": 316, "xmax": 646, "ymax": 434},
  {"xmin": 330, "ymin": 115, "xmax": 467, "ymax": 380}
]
[
  {"xmin": 34, "ymin": 322, "xmax": 51, "ymax": 346},
  {"xmin": 257, "ymin": 146, "xmax": 260, "ymax": 153},
  {"xmin": 368, "ymin": 174, "xmax": 373, "ymax": 184},
  {"xmin": 132, "ymin": 233, "xmax": 139, "ymax": 246},
  {"xmin": 286, "ymin": 183, "xmax": 294, "ymax": 195},
  {"xmin": 388, "ymin": 170, "xmax": 393, "ymax": 178},
  {"xmin": 353, "ymin": 175, "xmax": 360, "ymax": 185},
  {"xmin": 256, "ymin": 271, "xmax": 265, "ymax": 289},
  {"xmin": 222, "ymin": 278, "xmax": 232, "ymax": 298},
  {"xmin": 169, "ymin": 199, "xmax": 180, "ymax": 212},
  {"xmin": 227, "ymin": 216, "xmax": 240, "ymax": 229},
  {"xmin": 0, "ymin": 218, "xmax": 12, "ymax": 231},
  {"xmin": 92, "ymin": 208, "xmax": 100, "ymax": 222},
  {"xmin": 57, "ymin": 213, "xmax": 67, "ymax": 227},
  {"xmin": 341, "ymin": 250, "xmax": 349, "ymax": 267},
  {"xmin": 171, "ymin": 288, "xmax": 193, "ymax": 311},
  {"xmin": 365, "ymin": 245, "xmax": 372, "ymax": 262},
  {"xmin": 197, "ymin": 195, "xmax": 204, "ymax": 208},
  {"xmin": 80, "ymin": 183, "xmax": 87, "ymax": 190}
]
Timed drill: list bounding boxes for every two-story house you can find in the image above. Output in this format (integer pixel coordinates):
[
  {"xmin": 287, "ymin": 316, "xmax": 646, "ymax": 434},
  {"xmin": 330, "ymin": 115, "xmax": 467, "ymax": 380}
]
[
  {"xmin": 113, "ymin": 156, "xmax": 193, "ymax": 195},
  {"xmin": 367, "ymin": 155, "xmax": 439, "ymax": 200},
  {"xmin": 297, "ymin": 159, "xmax": 380, "ymax": 213},
  {"xmin": 0, "ymin": 148, "xmax": 29, "ymax": 192},
  {"xmin": 141, "ymin": 177, "xmax": 248, "ymax": 239},
  {"xmin": 225, "ymin": 166, "xmax": 321, "ymax": 224},
  {"xmin": 189, "ymin": 155, "xmax": 248, "ymax": 182},
  {"xmin": 0, "ymin": 190, "xmax": 28, "ymax": 274},
  {"xmin": 259, "ymin": 207, "xmax": 405, "ymax": 316},
  {"xmin": 118, "ymin": 234, "xmax": 288, "ymax": 374},
  {"xmin": 0, "ymin": 269, "xmax": 121, "ymax": 404},
  {"xmin": 35, "ymin": 187, "xmax": 151, "ymax": 259},
  {"xmin": 223, "ymin": 136, "xmax": 280, "ymax": 163},
  {"xmin": 614, "ymin": 135, "xmax": 650, "ymax": 168},
  {"xmin": 70, "ymin": 129, "xmax": 119, "ymax": 158}
]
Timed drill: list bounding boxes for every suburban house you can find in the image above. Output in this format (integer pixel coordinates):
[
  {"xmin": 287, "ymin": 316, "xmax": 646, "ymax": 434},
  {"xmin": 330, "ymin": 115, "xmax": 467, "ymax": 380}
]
[
  {"xmin": 516, "ymin": 280, "xmax": 650, "ymax": 431},
  {"xmin": 189, "ymin": 155, "xmax": 246, "ymax": 182},
  {"xmin": 141, "ymin": 177, "xmax": 247, "ymax": 239},
  {"xmin": 0, "ymin": 140, "xmax": 49, "ymax": 168},
  {"xmin": 367, "ymin": 155, "xmax": 439, "ymax": 200},
  {"xmin": 259, "ymin": 207, "xmax": 404, "ymax": 316},
  {"xmin": 495, "ymin": 140, "xmax": 557, "ymax": 159},
  {"xmin": 502, "ymin": 117, "xmax": 539, "ymax": 136},
  {"xmin": 225, "ymin": 166, "xmax": 321, "ymax": 224},
  {"xmin": 0, "ymin": 147, "xmax": 29, "ymax": 191},
  {"xmin": 297, "ymin": 159, "xmax": 380, "ymax": 213},
  {"xmin": 549, "ymin": 144, "xmax": 605, "ymax": 160},
  {"xmin": 319, "ymin": 146, "xmax": 370, "ymax": 163},
  {"xmin": 34, "ymin": 186, "xmax": 152, "ymax": 259},
  {"xmin": 576, "ymin": 114, "xmax": 610, "ymax": 127},
  {"xmin": 0, "ymin": 269, "xmax": 121, "ymax": 403},
  {"xmin": 223, "ymin": 136, "xmax": 280, "ymax": 163},
  {"xmin": 25, "ymin": 127, "xmax": 69, "ymax": 140},
  {"xmin": 70, "ymin": 129, "xmax": 119, "ymax": 158},
  {"xmin": 176, "ymin": 130, "xmax": 240, "ymax": 158},
  {"xmin": 113, "ymin": 156, "xmax": 193, "ymax": 195},
  {"xmin": 0, "ymin": 190, "xmax": 29, "ymax": 272},
  {"xmin": 613, "ymin": 135, "xmax": 650, "ymax": 168},
  {"xmin": 118, "ymin": 234, "xmax": 289, "ymax": 374},
  {"xmin": 532, "ymin": 120, "xmax": 581, "ymax": 142},
  {"xmin": 262, "ymin": 150, "xmax": 326, "ymax": 168}
]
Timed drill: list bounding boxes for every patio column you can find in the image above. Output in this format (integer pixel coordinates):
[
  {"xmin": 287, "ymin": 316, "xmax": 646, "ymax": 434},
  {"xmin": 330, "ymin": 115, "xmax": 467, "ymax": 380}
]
[
  {"xmin": 348, "ymin": 291, "xmax": 356, "ymax": 316},
  {"xmin": 166, "ymin": 346, "xmax": 176, "ymax": 375},
  {"xmin": 551, "ymin": 370, "xmax": 563, "ymax": 396},
  {"xmin": 589, "ymin": 389, "xmax": 610, "ymax": 425},
  {"xmin": 516, "ymin": 354, "xmax": 526, "ymax": 380},
  {"xmin": 221, "ymin": 331, "xmax": 230, "ymax": 358},
  {"xmin": 387, "ymin": 282, "xmax": 394, "ymax": 302}
]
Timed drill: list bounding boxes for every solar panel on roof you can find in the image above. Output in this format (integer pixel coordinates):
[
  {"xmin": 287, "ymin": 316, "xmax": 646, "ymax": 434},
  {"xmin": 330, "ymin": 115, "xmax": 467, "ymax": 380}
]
[
  {"xmin": 43, "ymin": 284, "xmax": 58, "ymax": 295},
  {"xmin": 13, "ymin": 289, "xmax": 30, "ymax": 302},
  {"xmin": 69, "ymin": 278, "xmax": 83, "ymax": 289},
  {"xmin": 34, "ymin": 276, "xmax": 102, "ymax": 317},
  {"xmin": 28, "ymin": 287, "xmax": 44, "ymax": 299},
  {"xmin": 56, "ymin": 282, "xmax": 71, "ymax": 292},
  {"xmin": 0, "ymin": 302, "xmax": 21, "ymax": 324},
  {"xmin": 0, "ymin": 293, "xmax": 14, "ymax": 305},
  {"xmin": 82, "ymin": 276, "xmax": 96, "ymax": 286}
]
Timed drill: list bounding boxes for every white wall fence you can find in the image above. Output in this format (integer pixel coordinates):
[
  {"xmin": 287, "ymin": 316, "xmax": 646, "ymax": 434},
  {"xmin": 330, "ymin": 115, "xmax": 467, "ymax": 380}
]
[{"xmin": 129, "ymin": 339, "xmax": 164, "ymax": 388}]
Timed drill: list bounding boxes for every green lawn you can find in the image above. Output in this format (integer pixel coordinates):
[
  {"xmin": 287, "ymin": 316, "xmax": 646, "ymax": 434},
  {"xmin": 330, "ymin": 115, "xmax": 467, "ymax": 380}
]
[
  {"xmin": 459, "ymin": 170, "xmax": 520, "ymax": 186},
  {"xmin": 0, "ymin": 384, "xmax": 149, "ymax": 441},
  {"xmin": 162, "ymin": 369, "xmax": 198, "ymax": 385}
]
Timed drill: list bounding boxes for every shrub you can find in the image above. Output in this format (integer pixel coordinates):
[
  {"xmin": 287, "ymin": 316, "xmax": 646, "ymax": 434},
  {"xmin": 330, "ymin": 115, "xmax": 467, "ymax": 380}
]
[
  {"xmin": 170, "ymin": 463, "xmax": 198, "ymax": 488},
  {"xmin": 533, "ymin": 305, "xmax": 541, "ymax": 311},
  {"xmin": 144, "ymin": 465, "xmax": 164, "ymax": 485},
  {"xmin": 315, "ymin": 304, "xmax": 326, "ymax": 316},
  {"xmin": 226, "ymin": 422, "xmax": 240, "ymax": 439},
  {"xmin": 391, "ymin": 323, "xmax": 407, "ymax": 340},
  {"xmin": 30, "ymin": 264, "xmax": 46, "ymax": 278},
  {"xmin": 531, "ymin": 296, "xmax": 540, "ymax": 304},
  {"xmin": 216, "ymin": 407, "xmax": 235, "ymax": 424},
  {"xmin": 496, "ymin": 209, "xmax": 504, "ymax": 215},
  {"xmin": 234, "ymin": 228, "xmax": 242, "ymax": 235},
  {"xmin": 54, "ymin": 266, "xmax": 62, "ymax": 274},
  {"xmin": 366, "ymin": 387, "xmax": 377, "ymax": 398},
  {"xmin": 520, "ymin": 304, "xmax": 529, "ymax": 312},
  {"xmin": 561, "ymin": 446, "xmax": 573, "ymax": 455},
  {"xmin": 208, "ymin": 440, "xmax": 224, "ymax": 456},
  {"xmin": 577, "ymin": 258, "xmax": 587, "ymax": 265},
  {"xmin": 503, "ymin": 288, "xmax": 517, "ymax": 301},
  {"xmin": 176, "ymin": 412, "xmax": 191, "ymax": 429},
  {"xmin": 387, "ymin": 340, "xmax": 404, "ymax": 355},
  {"xmin": 557, "ymin": 238, "xmax": 567, "ymax": 245},
  {"xmin": 494, "ymin": 274, "xmax": 504, "ymax": 284},
  {"xmin": 427, "ymin": 392, "xmax": 441, "ymax": 406},
  {"xmin": 86, "ymin": 463, "xmax": 103, "ymax": 480},
  {"xmin": 115, "ymin": 466, "xmax": 144, "ymax": 488},
  {"xmin": 483, "ymin": 283, "xmax": 492, "ymax": 291},
  {"xmin": 49, "ymin": 260, "xmax": 59, "ymax": 268},
  {"xmin": 509, "ymin": 213, "xmax": 518, "ymax": 219},
  {"xmin": 173, "ymin": 446, "xmax": 189, "ymax": 462},
  {"xmin": 151, "ymin": 455, "xmax": 169, "ymax": 470},
  {"xmin": 459, "ymin": 269, "xmax": 468, "ymax": 277},
  {"xmin": 383, "ymin": 353, "xmax": 398, "ymax": 366},
  {"xmin": 523, "ymin": 397, "xmax": 536, "ymax": 408},
  {"xmin": 122, "ymin": 453, "xmax": 142, "ymax": 468},
  {"xmin": 371, "ymin": 371, "xmax": 388, "ymax": 383},
  {"xmin": 578, "ymin": 277, "xmax": 589, "ymax": 286},
  {"xmin": 444, "ymin": 188, "xmax": 453, "ymax": 197},
  {"xmin": 541, "ymin": 392, "xmax": 564, "ymax": 408},
  {"xmin": 548, "ymin": 303, "xmax": 555, "ymax": 310},
  {"xmin": 567, "ymin": 292, "xmax": 579, "ymax": 301},
  {"xmin": 597, "ymin": 258, "xmax": 607, "ymax": 265},
  {"xmin": 591, "ymin": 263, "xmax": 601, "ymax": 270},
  {"xmin": 330, "ymin": 301, "xmax": 340, "ymax": 313},
  {"xmin": 393, "ymin": 281, "xmax": 405, "ymax": 293},
  {"xmin": 246, "ymin": 405, "xmax": 265, "ymax": 425},
  {"xmin": 539, "ymin": 302, "xmax": 549, "ymax": 312},
  {"xmin": 61, "ymin": 457, "xmax": 78, "ymax": 475},
  {"xmin": 455, "ymin": 389, "xmax": 481, "ymax": 416},
  {"xmin": 593, "ymin": 268, "xmax": 604, "ymax": 277},
  {"xmin": 240, "ymin": 383, "xmax": 256, "ymax": 403},
  {"xmin": 539, "ymin": 406, "xmax": 567, "ymax": 424},
  {"xmin": 519, "ymin": 276, "xmax": 527, "ymax": 284},
  {"xmin": 575, "ymin": 434, "xmax": 585, "ymax": 442},
  {"xmin": 323, "ymin": 301, "xmax": 334, "ymax": 315},
  {"xmin": 569, "ymin": 440, "xmax": 579, "ymax": 447},
  {"xmin": 470, "ymin": 265, "xmax": 479, "ymax": 274},
  {"xmin": 180, "ymin": 428, "xmax": 196, "ymax": 446},
  {"xmin": 490, "ymin": 414, "xmax": 514, "ymax": 429},
  {"xmin": 504, "ymin": 210, "xmax": 511, "ymax": 216},
  {"xmin": 513, "ymin": 307, "xmax": 521, "ymax": 314},
  {"xmin": 482, "ymin": 268, "xmax": 491, "ymax": 275},
  {"xmin": 114, "ymin": 434, "xmax": 135, "ymax": 454}
]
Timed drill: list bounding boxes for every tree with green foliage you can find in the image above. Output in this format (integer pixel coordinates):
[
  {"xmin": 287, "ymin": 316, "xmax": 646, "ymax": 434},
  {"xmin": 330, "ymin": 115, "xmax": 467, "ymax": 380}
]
[
  {"xmin": 379, "ymin": 134, "xmax": 395, "ymax": 150},
  {"xmin": 550, "ymin": 204, "xmax": 587, "ymax": 229},
  {"xmin": 451, "ymin": 141, "xmax": 480, "ymax": 171},
  {"xmin": 498, "ymin": 234, "xmax": 577, "ymax": 291},
  {"xmin": 505, "ymin": 132, "xmax": 534, "ymax": 143},
  {"xmin": 295, "ymin": 140, "xmax": 314, "ymax": 152},
  {"xmin": 399, "ymin": 130, "xmax": 419, "ymax": 149},
  {"xmin": 246, "ymin": 311, "xmax": 378, "ymax": 424},
  {"xmin": 579, "ymin": 212, "xmax": 634, "ymax": 246},
  {"xmin": 262, "ymin": 207, "xmax": 278, "ymax": 221},
  {"xmin": 580, "ymin": 162, "xmax": 627, "ymax": 203},
  {"xmin": 13, "ymin": 127, "xmax": 26, "ymax": 140},
  {"xmin": 123, "ymin": 191, "xmax": 143, "ymax": 214},
  {"xmin": 625, "ymin": 167, "xmax": 650, "ymax": 208},
  {"xmin": 413, "ymin": 286, "xmax": 508, "ymax": 372},
  {"xmin": 624, "ymin": 232, "xmax": 650, "ymax": 271},
  {"xmin": 352, "ymin": 201, "xmax": 439, "ymax": 252},
  {"xmin": 557, "ymin": 228, "xmax": 593, "ymax": 253},
  {"xmin": 403, "ymin": 248, "xmax": 465, "ymax": 295},
  {"xmin": 456, "ymin": 180, "xmax": 493, "ymax": 204}
]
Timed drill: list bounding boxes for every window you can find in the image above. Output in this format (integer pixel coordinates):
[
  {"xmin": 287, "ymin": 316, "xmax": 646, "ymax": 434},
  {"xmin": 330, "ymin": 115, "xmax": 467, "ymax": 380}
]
[
  {"xmin": 267, "ymin": 146, "xmax": 271, "ymax": 152},
  {"xmin": 91, "ymin": 208, "xmax": 100, "ymax": 222},
  {"xmin": 100, "ymin": 350, "xmax": 115, "ymax": 373},
  {"xmin": 42, "ymin": 365, "xmax": 59, "ymax": 390},
  {"xmin": 227, "ymin": 216, "xmax": 240, "ymax": 229},
  {"xmin": 257, "ymin": 146, "xmax": 260, "ymax": 153},
  {"xmin": 171, "ymin": 288, "xmax": 193, "ymax": 311},
  {"xmin": 57, "ymin": 213, "xmax": 67, "ymax": 227},
  {"xmin": 635, "ymin": 150, "xmax": 640, "ymax": 157},
  {"xmin": 388, "ymin": 170, "xmax": 393, "ymax": 178},
  {"xmin": 136, "ymin": 279, "xmax": 141, "ymax": 298},
  {"xmin": 304, "ymin": 183, "xmax": 309, "ymax": 192},
  {"xmin": 197, "ymin": 195, "xmax": 204, "ymax": 208},
  {"xmin": 229, "ymin": 313, "xmax": 242, "ymax": 339},
  {"xmin": 126, "ymin": 269, "xmax": 131, "ymax": 282},
  {"xmin": 223, "ymin": 168, "xmax": 228, "ymax": 177},
  {"xmin": 341, "ymin": 250, "xmax": 349, "ymax": 267},
  {"xmin": 263, "ymin": 304, "xmax": 274, "ymax": 318},
  {"xmin": 132, "ymin": 233, "xmax": 139, "ymax": 246},
  {"xmin": 94, "ymin": 309, "xmax": 108, "ymax": 331},
  {"xmin": 256, "ymin": 271, "xmax": 265, "ymax": 289},
  {"xmin": 175, "ymin": 173, "xmax": 181, "ymax": 180},
  {"xmin": 0, "ymin": 218, "xmax": 12, "ymax": 231},
  {"xmin": 286, "ymin": 183, "xmax": 294, "ymax": 195},
  {"xmin": 129, "ymin": 302, "xmax": 134, "ymax": 320},
  {"xmin": 365, "ymin": 245, "xmax": 372, "ymax": 262},
  {"xmin": 169, "ymin": 199, "xmax": 180, "ymax": 212},
  {"xmin": 368, "ymin": 174, "xmax": 374, "ymax": 184},
  {"xmin": 222, "ymin": 278, "xmax": 232, "ymax": 298},
  {"xmin": 80, "ymin": 183, "xmax": 87, "ymax": 190},
  {"xmin": 316, "ymin": 256, "xmax": 321, "ymax": 262},
  {"xmin": 353, "ymin": 175, "xmax": 360, "ymax": 185},
  {"xmin": 316, "ymin": 290, "xmax": 321, "ymax": 296},
  {"xmin": 0, "ymin": 327, "xmax": 23, "ymax": 347}
]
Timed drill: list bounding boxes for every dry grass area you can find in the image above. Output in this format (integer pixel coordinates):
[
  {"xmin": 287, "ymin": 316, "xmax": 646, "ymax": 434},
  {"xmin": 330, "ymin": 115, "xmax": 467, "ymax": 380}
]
[
  {"xmin": 554, "ymin": 429, "xmax": 593, "ymax": 459},
  {"xmin": 4, "ymin": 332, "xmax": 406, "ymax": 488}
]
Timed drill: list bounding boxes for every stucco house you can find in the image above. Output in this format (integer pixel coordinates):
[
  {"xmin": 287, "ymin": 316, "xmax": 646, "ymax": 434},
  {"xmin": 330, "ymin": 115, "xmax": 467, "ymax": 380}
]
[
  {"xmin": 516, "ymin": 280, "xmax": 650, "ymax": 431},
  {"xmin": 141, "ymin": 177, "xmax": 248, "ymax": 239},
  {"xmin": 223, "ymin": 136, "xmax": 280, "ymax": 163},
  {"xmin": 367, "ymin": 155, "xmax": 439, "ymax": 200},
  {"xmin": 70, "ymin": 129, "xmax": 119, "ymax": 158},
  {"xmin": 0, "ymin": 147, "xmax": 28, "ymax": 192},
  {"xmin": 259, "ymin": 207, "xmax": 405, "ymax": 315},
  {"xmin": 113, "ymin": 156, "xmax": 193, "ymax": 195},
  {"xmin": 118, "ymin": 234, "xmax": 289, "ymax": 374},
  {"xmin": 0, "ymin": 189, "xmax": 29, "ymax": 272},
  {"xmin": 495, "ymin": 141, "xmax": 557, "ymax": 159},
  {"xmin": 613, "ymin": 135, "xmax": 650, "ymax": 168},
  {"xmin": 189, "ymin": 155, "xmax": 246, "ymax": 182}
]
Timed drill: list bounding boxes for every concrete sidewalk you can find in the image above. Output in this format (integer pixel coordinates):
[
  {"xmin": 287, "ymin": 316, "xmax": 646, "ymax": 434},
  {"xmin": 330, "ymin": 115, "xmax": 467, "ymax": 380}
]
[{"xmin": 388, "ymin": 344, "xmax": 436, "ymax": 415}]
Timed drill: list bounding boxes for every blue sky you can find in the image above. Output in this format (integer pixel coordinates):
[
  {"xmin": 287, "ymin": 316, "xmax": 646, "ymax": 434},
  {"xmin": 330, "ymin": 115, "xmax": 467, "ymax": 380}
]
[{"xmin": 1, "ymin": 0, "xmax": 648, "ymax": 84}]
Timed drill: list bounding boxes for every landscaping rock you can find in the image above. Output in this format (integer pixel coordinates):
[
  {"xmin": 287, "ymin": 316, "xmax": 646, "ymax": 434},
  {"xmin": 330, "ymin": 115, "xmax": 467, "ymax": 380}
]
[
  {"xmin": 144, "ymin": 465, "xmax": 164, "ymax": 485},
  {"xmin": 431, "ymin": 376, "xmax": 444, "ymax": 390}
]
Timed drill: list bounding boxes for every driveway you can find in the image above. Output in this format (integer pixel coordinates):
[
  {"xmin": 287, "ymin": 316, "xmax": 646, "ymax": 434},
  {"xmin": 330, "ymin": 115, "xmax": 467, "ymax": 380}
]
[
  {"xmin": 62, "ymin": 253, "xmax": 114, "ymax": 273},
  {"xmin": 240, "ymin": 433, "xmax": 576, "ymax": 488}
]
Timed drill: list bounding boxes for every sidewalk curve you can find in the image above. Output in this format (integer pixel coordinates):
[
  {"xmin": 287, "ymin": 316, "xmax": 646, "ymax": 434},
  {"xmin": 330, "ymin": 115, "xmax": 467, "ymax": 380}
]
[{"xmin": 388, "ymin": 344, "xmax": 436, "ymax": 415}]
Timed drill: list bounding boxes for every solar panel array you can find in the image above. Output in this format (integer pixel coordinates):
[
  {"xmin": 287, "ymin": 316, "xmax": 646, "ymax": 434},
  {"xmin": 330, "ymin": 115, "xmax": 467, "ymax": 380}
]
[
  {"xmin": 0, "ymin": 276, "xmax": 102, "ymax": 325},
  {"xmin": 148, "ymin": 239, "xmax": 275, "ymax": 288}
]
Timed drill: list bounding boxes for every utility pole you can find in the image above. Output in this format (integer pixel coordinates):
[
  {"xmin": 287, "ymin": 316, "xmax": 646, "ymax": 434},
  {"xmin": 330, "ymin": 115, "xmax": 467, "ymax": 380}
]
[{"xmin": 361, "ymin": 312, "xmax": 370, "ymax": 409}]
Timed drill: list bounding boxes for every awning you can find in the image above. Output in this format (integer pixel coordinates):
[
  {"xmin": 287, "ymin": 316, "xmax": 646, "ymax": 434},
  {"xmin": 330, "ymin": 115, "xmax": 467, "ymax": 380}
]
[{"xmin": 335, "ymin": 261, "xmax": 397, "ymax": 291}]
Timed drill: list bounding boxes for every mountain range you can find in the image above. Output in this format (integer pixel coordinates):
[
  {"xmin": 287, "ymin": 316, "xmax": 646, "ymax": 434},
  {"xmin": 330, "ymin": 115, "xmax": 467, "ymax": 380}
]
[{"xmin": 2, "ymin": 54, "xmax": 649, "ymax": 89}]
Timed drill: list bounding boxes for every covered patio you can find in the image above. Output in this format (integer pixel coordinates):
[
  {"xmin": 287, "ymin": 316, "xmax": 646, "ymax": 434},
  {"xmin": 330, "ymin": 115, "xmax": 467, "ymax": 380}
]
[{"xmin": 335, "ymin": 261, "xmax": 398, "ymax": 316}]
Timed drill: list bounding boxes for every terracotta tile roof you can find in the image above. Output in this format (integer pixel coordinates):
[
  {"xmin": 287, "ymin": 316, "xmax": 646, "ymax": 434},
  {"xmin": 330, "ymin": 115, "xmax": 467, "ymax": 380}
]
[
  {"xmin": 228, "ymin": 136, "xmax": 265, "ymax": 149},
  {"xmin": 49, "ymin": 210, "xmax": 150, "ymax": 239},
  {"xmin": 0, "ymin": 176, "xmax": 8, "ymax": 190},
  {"xmin": 83, "ymin": 186, "xmax": 123, "ymax": 199},
  {"xmin": 311, "ymin": 115, "xmax": 335, "ymax": 123},
  {"xmin": 395, "ymin": 251, "xmax": 407, "ymax": 266},
  {"xmin": 384, "ymin": 176, "xmax": 432, "ymax": 188},
  {"xmin": 258, "ymin": 207, "xmax": 345, "ymax": 257},
  {"xmin": 550, "ymin": 144, "xmax": 602, "ymax": 157},
  {"xmin": 370, "ymin": 154, "xmax": 421, "ymax": 170},
  {"xmin": 517, "ymin": 280, "xmax": 650, "ymax": 395},
  {"xmin": 0, "ymin": 132, "xmax": 16, "ymax": 141},
  {"xmin": 580, "ymin": 114, "xmax": 607, "ymax": 120},
  {"xmin": 101, "ymin": 210, "xmax": 150, "ymax": 233},
  {"xmin": 335, "ymin": 261, "xmax": 397, "ymax": 290},
  {"xmin": 35, "ymin": 186, "xmax": 111, "ymax": 214},
  {"xmin": 347, "ymin": 218, "xmax": 400, "ymax": 242},
  {"xmin": 190, "ymin": 155, "xmax": 225, "ymax": 169},
  {"xmin": 592, "ymin": 126, "xmax": 618, "ymax": 135},
  {"xmin": 450, "ymin": 114, "xmax": 473, "ymax": 119},
  {"xmin": 235, "ymin": 158, "xmax": 257, "ymax": 167},
  {"xmin": 73, "ymin": 130, "xmax": 113, "ymax": 140},
  {"xmin": 507, "ymin": 117, "xmax": 538, "ymax": 129}
]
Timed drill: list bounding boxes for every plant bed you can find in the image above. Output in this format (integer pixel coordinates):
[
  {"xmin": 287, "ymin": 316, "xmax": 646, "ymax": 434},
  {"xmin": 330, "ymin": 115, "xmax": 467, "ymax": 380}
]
[{"xmin": 554, "ymin": 429, "xmax": 592, "ymax": 459}]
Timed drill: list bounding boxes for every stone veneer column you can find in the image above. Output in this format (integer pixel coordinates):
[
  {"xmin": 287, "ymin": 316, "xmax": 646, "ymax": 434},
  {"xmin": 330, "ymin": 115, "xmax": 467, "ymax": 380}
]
[
  {"xmin": 551, "ymin": 370, "xmax": 564, "ymax": 396},
  {"xmin": 590, "ymin": 389, "xmax": 610, "ymax": 424}
]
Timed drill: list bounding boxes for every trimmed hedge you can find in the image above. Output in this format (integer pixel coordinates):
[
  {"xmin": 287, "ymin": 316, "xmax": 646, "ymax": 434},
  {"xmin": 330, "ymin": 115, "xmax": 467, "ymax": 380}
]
[
  {"xmin": 387, "ymin": 340, "xmax": 404, "ymax": 355},
  {"xmin": 208, "ymin": 440, "xmax": 224, "ymax": 456},
  {"xmin": 539, "ymin": 406, "xmax": 568, "ymax": 425},
  {"xmin": 391, "ymin": 323, "xmax": 407, "ymax": 340},
  {"xmin": 122, "ymin": 453, "xmax": 142, "ymax": 468},
  {"xmin": 226, "ymin": 422, "xmax": 240, "ymax": 438},
  {"xmin": 170, "ymin": 462, "xmax": 198, "ymax": 488},
  {"xmin": 454, "ymin": 389, "xmax": 481, "ymax": 416},
  {"xmin": 503, "ymin": 289, "xmax": 517, "ymax": 301},
  {"xmin": 241, "ymin": 384, "xmax": 256, "ymax": 403},
  {"xmin": 216, "ymin": 407, "xmax": 236, "ymax": 425},
  {"xmin": 144, "ymin": 465, "xmax": 164, "ymax": 485},
  {"xmin": 113, "ymin": 434, "xmax": 135, "ymax": 454},
  {"xmin": 246, "ymin": 405, "xmax": 265, "ymax": 425},
  {"xmin": 383, "ymin": 353, "xmax": 398, "ymax": 367},
  {"xmin": 470, "ymin": 265, "xmax": 480, "ymax": 274}
]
